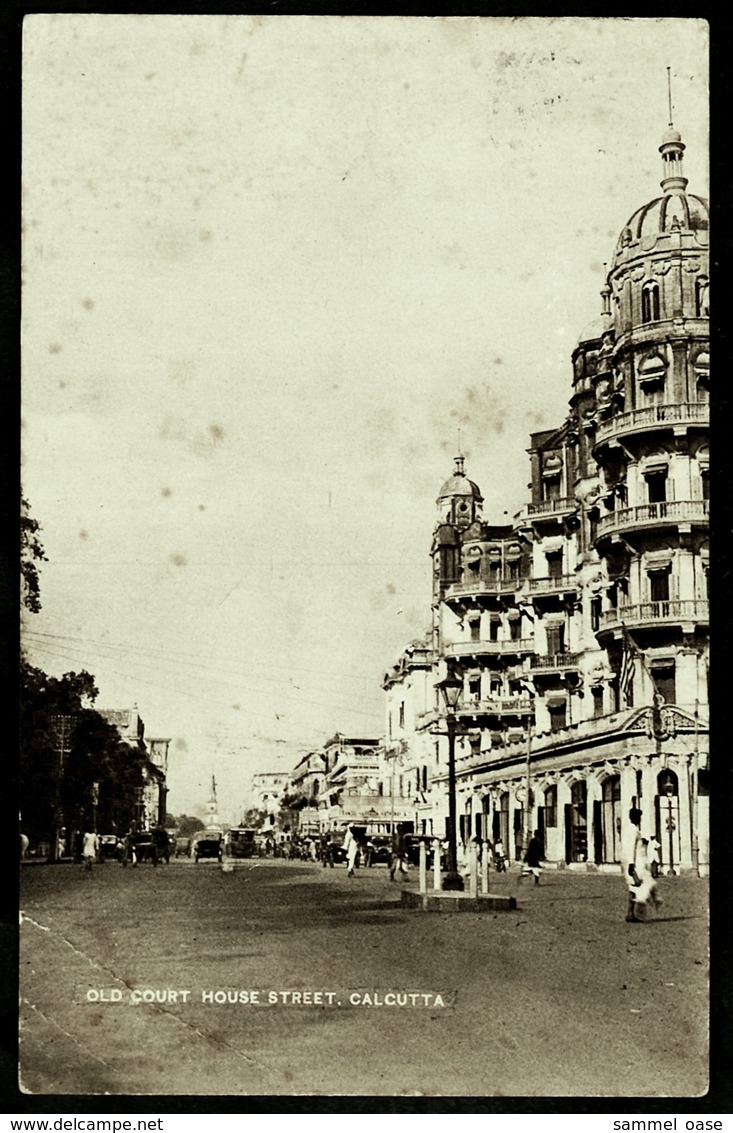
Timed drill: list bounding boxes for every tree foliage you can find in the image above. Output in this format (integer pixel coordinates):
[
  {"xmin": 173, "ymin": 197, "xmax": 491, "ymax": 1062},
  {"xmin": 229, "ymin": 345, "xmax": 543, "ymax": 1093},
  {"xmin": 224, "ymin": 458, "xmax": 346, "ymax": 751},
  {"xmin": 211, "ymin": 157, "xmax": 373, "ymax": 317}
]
[
  {"xmin": 174, "ymin": 815, "xmax": 206, "ymax": 838},
  {"xmin": 20, "ymin": 660, "xmax": 146, "ymax": 842},
  {"xmin": 20, "ymin": 496, "xmax": 46, "ymax": 615}
]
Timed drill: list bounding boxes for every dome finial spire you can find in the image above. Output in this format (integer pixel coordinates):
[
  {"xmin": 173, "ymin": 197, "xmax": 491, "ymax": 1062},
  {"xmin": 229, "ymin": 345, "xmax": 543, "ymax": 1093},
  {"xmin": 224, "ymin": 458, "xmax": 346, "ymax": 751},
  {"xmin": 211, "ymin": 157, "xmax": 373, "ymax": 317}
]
[
  {"xmin": 659, "ymin": 67, "xmax": 687, "ymax": 194},
  {"xmin": 667, "ymin": 65, "xmax": 673, "ymax": 128}
]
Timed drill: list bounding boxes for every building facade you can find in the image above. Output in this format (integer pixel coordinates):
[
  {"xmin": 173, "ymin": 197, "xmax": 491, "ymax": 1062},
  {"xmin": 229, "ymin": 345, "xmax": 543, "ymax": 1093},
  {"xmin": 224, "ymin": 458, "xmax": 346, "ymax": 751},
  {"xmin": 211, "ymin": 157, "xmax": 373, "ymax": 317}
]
[
  {"xmin": 99, "ymin": 706, "xmax": 168, "ymax": 831},
  {"xmin": 388, "ymin": 117, "xmax": 709, "ymax": 874}
]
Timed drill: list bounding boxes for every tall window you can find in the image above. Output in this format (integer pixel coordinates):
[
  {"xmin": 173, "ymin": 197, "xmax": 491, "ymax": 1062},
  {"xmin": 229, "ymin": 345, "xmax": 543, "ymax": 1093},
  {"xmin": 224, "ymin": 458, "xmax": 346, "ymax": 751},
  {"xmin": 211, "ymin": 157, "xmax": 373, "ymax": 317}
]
[
  {"xmin": 546, "ymin": 551, "xmax": 563, "ymax": 580},
  {"xmin": 649, "ymin": 569, "xmax": 670, "ymax": 603},
  {"xmin": 489, "ymin": 617, "xmax": 500, "ymax": 642},
  {"xmin": 646, "ymin": 471, "xmax": 667, "ymax": 504},
  {"xmin": 509, "ymin": 618, "xmax": 522, "ymax": 641},
  {"xmin": 546, "ymin": 624, "xmax": 564, "ymax": 656},
  {"xmin": 641, "ymin": 282, "xmax": 660, "ymax": 323},
  {"xmin": 544, "ymin": 785, "xmax": 557, "ymax": 827},
  {"xmin": 544, "ymin": 476, "xmax": 561, "ymax": 502},
  {"xmin": 590, "ymin": 597, "xmax": 601, "ymax": 632},
  {"xmin": 549, "ymin": 702, "xmax": 567, "ymax": 732},
  {"xmin": 469, "ymin": 618, "xmax": 481, "ymax": 642},
  {"xmin": 507, "ymin": 559, "xmax": 520, "ymax": 581},
  {"xmin": 701, "ymin": 469, "xmax": 709, "ymax": 501},
  {"xmin": 653, "ymin": 665, "xmax": 676, "ymax": 705},
  {"xmin": 398, "ymin": 702, "xmax": 405, "ymax": 729},
  {"xmin": 592, "ymin": 687, "xmax": 604, "ymax": 718}
]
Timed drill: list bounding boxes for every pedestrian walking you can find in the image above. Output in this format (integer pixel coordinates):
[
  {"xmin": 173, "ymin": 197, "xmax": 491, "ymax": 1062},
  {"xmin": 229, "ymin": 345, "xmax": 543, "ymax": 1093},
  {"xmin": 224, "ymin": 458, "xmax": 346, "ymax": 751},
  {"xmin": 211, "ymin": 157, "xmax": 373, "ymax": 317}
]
[
  {"xmin": 320, "ymin": 831, "xmax": 334, "ymax": 868},
  {"xmin": 343, "ymin": 824, "xmax": 360, "ymax": 877},
  {"xmin": 622, "ymin": 810, "xmax": 661, "ymax": 922},
  {"xmin": 82, "ymin": 831, "xmax": 99, "ymax": 871},
  {"xmin": 522, "ymin": 830, "xmax": 543, "ymax": 885},
  {"xmin": 494, "ymin": 838, "xmax": 506, "ymax": 872},
  {"xmin": 388, "ymin": 824, "xmax": 408, "ymax": 882},
  {"xmin": 647, "ymin": 835, "xmax": 661, "ymax": 879}
]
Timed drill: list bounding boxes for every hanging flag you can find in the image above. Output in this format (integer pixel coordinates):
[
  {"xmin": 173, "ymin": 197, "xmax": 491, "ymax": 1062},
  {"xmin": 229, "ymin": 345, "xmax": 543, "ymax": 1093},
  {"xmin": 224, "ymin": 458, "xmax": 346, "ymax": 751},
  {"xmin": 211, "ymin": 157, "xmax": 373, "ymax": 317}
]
[{"xmin": 619, "ymin": 624, "xmax": 637, "ymax": 708}]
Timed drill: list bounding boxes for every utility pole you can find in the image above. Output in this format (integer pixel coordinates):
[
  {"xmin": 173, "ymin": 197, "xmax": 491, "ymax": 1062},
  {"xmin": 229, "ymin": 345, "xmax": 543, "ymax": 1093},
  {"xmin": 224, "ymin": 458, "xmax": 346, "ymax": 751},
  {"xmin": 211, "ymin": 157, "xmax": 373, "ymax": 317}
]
[{"xmin": 49, "ymin": 715, "xmax": 74, "ymax": 862}]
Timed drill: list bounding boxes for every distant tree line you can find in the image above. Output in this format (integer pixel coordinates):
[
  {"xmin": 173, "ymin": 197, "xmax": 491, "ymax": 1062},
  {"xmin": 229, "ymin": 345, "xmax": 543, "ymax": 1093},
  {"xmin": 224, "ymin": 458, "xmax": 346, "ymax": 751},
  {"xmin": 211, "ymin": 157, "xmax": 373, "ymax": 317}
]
[{"xmin": 20, "ymin": 498, "xmax": 148, "ymax": 848}]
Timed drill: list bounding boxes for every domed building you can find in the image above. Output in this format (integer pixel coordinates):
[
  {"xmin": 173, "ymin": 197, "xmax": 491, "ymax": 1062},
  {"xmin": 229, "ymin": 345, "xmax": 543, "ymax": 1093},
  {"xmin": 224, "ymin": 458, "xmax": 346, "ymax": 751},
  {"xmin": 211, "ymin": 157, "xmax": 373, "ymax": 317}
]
[{"xmin": 381, "ymin": 113, "xmax": 709, "ymax": 876}]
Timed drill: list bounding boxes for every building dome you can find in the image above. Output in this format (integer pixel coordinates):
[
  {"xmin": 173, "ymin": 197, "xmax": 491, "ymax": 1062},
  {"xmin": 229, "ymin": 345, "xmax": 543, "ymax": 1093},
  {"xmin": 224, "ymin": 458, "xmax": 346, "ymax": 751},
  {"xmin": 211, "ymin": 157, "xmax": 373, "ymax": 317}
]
[
  {"xmin": 575, "ymin": 315, "xmax": 605, "ymax": 348},
  {"xmin": 614, "ymin": 191, "xmax": 709, "ymax": 259},
  {"xmin": 437, "ymin": 455, "xmax": 483, "ymax": 504}
]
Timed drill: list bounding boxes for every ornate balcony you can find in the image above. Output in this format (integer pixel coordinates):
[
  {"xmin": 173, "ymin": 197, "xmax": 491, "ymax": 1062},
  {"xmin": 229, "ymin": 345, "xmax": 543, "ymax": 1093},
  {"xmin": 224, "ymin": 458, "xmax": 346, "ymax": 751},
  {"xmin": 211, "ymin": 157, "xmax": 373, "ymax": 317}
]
[
  {"xmin": 599, "ymin": 599, "xmax": 709, "ymax": 633},
  {"xmin": 457, "ymin": 697, "xmax": 533, "ymax": 717},
  {"xmin": 524, "ymin": 496, "xmax": 578, "ymax": 521},
  {"xmin": 530, "ymin": 652, "xmax": 580, "ymax": 672},
  {"xmin": 444, "ymin": 579, "xmax": 521, "ymax": 601},
  {"xmin": 594, "ymin": 401, "xmax": 709, "ymax": 447},
  {"xmin": 445, "ymin": 638, "xmax": 534, "ymax": 659},
  {"xmin": 527, "ymin": 574, "xmax": 579, "ymax": 595},
  {"xmin": 595, "ymin": 499, "xmax": 709, "ymax": 539}
]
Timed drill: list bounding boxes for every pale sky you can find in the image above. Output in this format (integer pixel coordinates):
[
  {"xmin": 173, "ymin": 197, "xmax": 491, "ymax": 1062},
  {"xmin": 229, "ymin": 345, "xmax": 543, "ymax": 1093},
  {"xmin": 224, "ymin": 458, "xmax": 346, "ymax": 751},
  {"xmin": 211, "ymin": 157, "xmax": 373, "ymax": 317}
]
[{"xmin": 21, "ymin": 15, "xmax": 709, "ymax": 820}]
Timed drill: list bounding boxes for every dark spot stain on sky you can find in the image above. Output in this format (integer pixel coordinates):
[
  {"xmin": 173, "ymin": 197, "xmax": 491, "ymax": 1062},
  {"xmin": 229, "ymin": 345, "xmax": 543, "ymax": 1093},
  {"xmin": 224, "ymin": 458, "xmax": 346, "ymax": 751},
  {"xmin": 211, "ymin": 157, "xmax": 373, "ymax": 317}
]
[
  {"xmin": 170, "ymin": 553, "xmax": 187, "ymax": 567},
  {"xmin": 209, "ymin": 424, "xmax": 224, "ymax": 443},
  {"xmin": 49, "ymin": 343, "xmax": 62, "ymax": 354},
  {"xmin": 386, "ymin": 582, "xmax": 396, "ymax": 595},
  {"xmin": 232, "ymin": 703, "xmax": 241, "ymax": 711},
  {"xmin": 198, "ymin": 504, "xmax": 206, "ymax": 512},
  {"xmin": 175, "ymin": 737, "xmax": 187, "ymax": 751},
  {"xmin": 199, "ymin": 229, "xmax": 213, "ymax": 243},
  {"xmin": 82, "ymin": 298, "xmax": 94, "ymax": 310},
  {"xmin": 161, "ymin": 487, "xmax": 172, "ymax": 498},
  {"xmin": 79, "ymin": 530, "xmax": 88, "ymax": 541}
]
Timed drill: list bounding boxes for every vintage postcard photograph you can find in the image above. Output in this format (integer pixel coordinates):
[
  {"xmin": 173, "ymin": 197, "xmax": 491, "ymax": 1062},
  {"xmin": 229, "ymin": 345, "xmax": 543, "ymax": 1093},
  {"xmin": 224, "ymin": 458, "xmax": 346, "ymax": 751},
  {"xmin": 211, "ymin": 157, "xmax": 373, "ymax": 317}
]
[{"xmin": 19, "ymin": 14, "xmax": 709, "ymax": 1098}]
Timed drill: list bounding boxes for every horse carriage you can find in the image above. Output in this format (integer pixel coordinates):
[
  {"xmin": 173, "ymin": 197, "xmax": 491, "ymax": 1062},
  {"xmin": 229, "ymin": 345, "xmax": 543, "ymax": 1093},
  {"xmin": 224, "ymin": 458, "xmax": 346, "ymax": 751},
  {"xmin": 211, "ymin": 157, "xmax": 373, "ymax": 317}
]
[{"xmin": 121, "ymin": 829, "xmax": 171, "ymax": 866}]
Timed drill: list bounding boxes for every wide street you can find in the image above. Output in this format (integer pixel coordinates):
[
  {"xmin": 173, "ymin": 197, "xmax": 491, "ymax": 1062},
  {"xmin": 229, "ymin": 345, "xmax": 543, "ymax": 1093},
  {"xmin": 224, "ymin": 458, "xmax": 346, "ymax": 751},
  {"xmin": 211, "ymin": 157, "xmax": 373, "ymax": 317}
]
[{"xmin": 18, "ymin": 857, "xmax": 708, "ymax": 1099}]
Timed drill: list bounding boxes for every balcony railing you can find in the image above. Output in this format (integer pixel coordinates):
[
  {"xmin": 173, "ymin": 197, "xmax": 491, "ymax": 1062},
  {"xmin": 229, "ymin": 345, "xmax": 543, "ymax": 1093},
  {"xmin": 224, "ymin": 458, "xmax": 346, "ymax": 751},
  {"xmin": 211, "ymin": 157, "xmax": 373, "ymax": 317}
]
[
  {"xmin": 444, "ymin": 579, "xmax": 521, "ymax": 599},
  {"xmin": 599, "ymin": 599, "xmax": 709, "ymax": 631},
  {"xmin": 596, "ymin": 499, "xmax": 709, "ymax": 538},
  {"xmin": 445, "ymin": 638, "xmax": 534, "ymax": 658},
  {"xmin": 525, "ymin": 496, "xmax": 577, "ymax": 518},
  {"xmin": 530, "ymin": 652, "xmax": 580, "ymax": 671},
  {"xmin": 457, "ymin": 697, "xmax": 534, "ymax": 716},
  {"xmin": 527, "ymin": 574, "xmax": 579, "ymax": 594},
  {"xmin": 595, "ymin": 401, "xmax": 709, "ymax": 446}
]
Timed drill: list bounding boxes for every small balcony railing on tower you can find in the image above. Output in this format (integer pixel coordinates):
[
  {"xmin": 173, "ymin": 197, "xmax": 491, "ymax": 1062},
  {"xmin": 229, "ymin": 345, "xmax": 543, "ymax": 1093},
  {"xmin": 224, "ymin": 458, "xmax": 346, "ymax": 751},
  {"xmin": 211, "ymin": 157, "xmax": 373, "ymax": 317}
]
[
  {"xmin": 445, "ymin": 639, "xmax": 535, "ymax": 658},
  {"xmin": 595, "ymin": 499, "xmax": 709, "ymax": 538},
  {"xmin": 527, "ymin": 574, "xmax": 579, "ymax": 594},
  {"xmin": 530, "ymin": 652, "xmax": 580, "ymax": 671},
  {"xmin": 444, "ymin": 578, "xmax": 521, "ymax": 599},
  {"xmin": 599, "ymin": 599, "xmax": 709, "ymax": 631},
  {"xmin": 525, "ymin": 496, "xmax": 577, "ymax": 518},
  {"xmin": 456, "ymin": 697, "xmax": 534, "ymax": 716},
  {"xmin": 594, "ymin": 401, "xmax": 709, "ymax": 446}
]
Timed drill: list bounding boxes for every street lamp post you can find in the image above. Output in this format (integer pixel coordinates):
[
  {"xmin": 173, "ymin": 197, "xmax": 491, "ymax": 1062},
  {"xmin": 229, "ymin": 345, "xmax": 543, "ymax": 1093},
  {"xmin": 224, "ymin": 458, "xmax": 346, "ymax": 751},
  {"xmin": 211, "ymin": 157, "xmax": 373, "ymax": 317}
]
[
  {"xmin": 660, "ymin": 772, "xmax": 677, "ymax": 876},
  {"xmin": 436, "ymin": 672, "xmax": 464, "ymax": 892}
]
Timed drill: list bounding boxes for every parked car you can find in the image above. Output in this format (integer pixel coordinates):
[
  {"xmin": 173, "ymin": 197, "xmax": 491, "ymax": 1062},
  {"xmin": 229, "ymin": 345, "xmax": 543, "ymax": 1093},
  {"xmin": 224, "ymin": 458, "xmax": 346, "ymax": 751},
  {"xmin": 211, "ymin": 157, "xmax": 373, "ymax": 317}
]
[
  {"xmin": 192, "ymin": 831, "xmax": 223, "ymax": 862},
  {"xmin": 98, "ymin": 834, "xmax": 121, "ymax": 861},
  {"xmin": 122, "ymin": 831, "xmax": 157, "ymax": 866}
]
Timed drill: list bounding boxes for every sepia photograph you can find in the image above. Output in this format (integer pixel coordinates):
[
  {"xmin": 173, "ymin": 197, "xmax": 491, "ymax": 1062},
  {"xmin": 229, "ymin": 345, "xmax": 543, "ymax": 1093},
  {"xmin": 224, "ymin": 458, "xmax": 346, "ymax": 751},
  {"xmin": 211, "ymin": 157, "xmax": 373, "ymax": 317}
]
[{"xmin": 19, "ymin": 14, "xmax": 709, "ymax": 1099}]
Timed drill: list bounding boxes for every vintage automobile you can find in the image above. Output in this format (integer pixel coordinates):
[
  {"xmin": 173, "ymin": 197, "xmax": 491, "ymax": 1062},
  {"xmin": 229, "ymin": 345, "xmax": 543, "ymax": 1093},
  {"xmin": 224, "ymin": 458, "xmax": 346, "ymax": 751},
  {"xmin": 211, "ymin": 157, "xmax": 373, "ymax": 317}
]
[
  {"xmin": 98, "ymin": 834, "xmax": 122, "ymax": 861},
  {"xmin": 121, "ymin": 831, "xmax": 157, "ymax": 866},
  {"xmin": 226, "ymin": 827, "xmax": 257, "ymax": 859},
  {"xmin": 192, "ymin": 830, "xmax": 223, "ymax": 863}
]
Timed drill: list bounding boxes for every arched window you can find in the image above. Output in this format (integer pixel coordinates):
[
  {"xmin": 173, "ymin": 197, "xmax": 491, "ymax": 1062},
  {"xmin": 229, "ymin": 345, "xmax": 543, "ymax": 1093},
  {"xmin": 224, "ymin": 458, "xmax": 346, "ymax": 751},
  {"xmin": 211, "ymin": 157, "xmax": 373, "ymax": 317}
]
[{"xmin": 641, "ymin": 282, "xmax": 660, "ymax": 323}]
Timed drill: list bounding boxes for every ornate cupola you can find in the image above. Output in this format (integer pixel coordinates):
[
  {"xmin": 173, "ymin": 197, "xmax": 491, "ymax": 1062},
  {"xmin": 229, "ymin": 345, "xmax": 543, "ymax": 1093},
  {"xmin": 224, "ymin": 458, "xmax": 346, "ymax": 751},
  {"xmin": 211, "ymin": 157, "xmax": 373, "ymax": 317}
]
[{"xmin": 435, "ymin": 454, "xmax": 483, "ymax": 528}]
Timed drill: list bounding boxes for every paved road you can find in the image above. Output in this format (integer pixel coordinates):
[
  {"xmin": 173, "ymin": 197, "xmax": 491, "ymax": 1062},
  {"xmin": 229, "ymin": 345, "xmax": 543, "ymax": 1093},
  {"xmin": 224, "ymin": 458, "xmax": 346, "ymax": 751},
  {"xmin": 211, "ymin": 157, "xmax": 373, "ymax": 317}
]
[{"xmin": 19, "ymin": 858, "xmax": 708, "ymax": 1098}]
